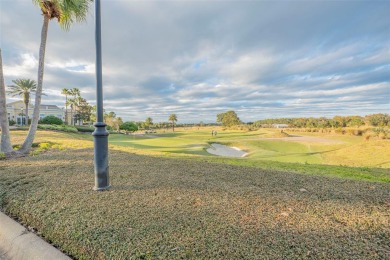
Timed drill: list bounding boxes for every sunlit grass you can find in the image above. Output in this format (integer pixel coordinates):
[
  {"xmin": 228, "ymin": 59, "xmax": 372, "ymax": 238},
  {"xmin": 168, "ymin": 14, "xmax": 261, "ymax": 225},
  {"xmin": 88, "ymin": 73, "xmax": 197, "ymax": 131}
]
[{"xmin": 7, "ymin": 129, "xmax": 390, "ymax": 183}]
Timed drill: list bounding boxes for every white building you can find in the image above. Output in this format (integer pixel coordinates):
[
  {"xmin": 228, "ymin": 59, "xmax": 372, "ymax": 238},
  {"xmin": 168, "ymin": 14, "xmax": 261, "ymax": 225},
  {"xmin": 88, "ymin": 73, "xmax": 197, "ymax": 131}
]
[{"xmin": 6, "ymin": 100, "xmax": 65, "ymax": 125}]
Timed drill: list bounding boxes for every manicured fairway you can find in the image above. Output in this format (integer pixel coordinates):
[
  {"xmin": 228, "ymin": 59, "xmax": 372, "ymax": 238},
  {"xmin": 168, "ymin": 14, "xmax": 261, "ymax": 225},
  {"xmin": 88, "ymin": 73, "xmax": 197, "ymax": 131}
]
[{"xmin": 107, "ymin": 127, "xmax": 390, "ymax": 168}]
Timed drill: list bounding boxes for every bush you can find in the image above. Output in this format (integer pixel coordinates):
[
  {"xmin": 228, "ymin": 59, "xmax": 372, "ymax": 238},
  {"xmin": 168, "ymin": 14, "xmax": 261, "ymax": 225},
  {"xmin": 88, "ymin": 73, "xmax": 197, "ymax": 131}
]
[
  {"xmin": 353, "ymin": 129, "xmax": 363, "ymax": 136},
  {"xmin": 39, "ymin": 143, "xmax": 51, "ymax": 150},
  {"xmin": 334, "ymin": 128, "xmax": 345, "ymax": 134},
  {"xmin": 75, "ymin": 126, "xmax": 95, "ymax": 133},
  {"xmin": 39, "ymin": 116, "xmax": 63, "ymax": 125},
  {"xmin": 0, "ymin": 152, "xmax": 5, "ymax": 159},
  {"xmin": 37, "ymin": 124, "xmax": 78, "ymax": 133},
  {"xmin": 9, "ymin": 119, "xmax": 16, "ymax": 126},
  {"xmin": 120, "ymin": 122, "xmax": 138, "ymax": 133}
]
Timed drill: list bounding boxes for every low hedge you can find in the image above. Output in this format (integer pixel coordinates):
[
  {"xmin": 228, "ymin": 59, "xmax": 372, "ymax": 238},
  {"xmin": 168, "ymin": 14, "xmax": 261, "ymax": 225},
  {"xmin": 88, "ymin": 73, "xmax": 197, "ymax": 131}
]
[{"xmin": 37, "ymin": 124, "xmax": 78, "ymax": 133}]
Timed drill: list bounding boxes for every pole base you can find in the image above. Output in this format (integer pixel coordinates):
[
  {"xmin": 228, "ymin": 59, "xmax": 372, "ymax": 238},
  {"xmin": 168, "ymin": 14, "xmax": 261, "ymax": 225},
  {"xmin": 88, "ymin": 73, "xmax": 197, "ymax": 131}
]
[
  {"xmin": 93, "ymin": 122, "xmax": 110, "ymax": 191},
  {"xmin": 93, "ymin": 185, "xmax": 111, "ymax": 191}
]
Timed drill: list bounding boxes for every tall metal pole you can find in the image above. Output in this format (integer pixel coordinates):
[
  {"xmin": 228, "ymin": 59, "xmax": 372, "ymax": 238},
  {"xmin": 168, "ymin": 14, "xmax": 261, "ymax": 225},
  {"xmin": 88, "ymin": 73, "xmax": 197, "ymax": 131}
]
[{"xmin": 93, "ymin": 0, "xmax": 110, "ymax": 191}]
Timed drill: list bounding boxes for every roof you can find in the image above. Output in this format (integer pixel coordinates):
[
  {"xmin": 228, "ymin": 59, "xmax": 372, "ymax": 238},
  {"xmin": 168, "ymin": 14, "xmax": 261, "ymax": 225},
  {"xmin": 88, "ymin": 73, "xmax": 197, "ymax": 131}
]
[
  {"xmin": 40, "ymin": 105, "xmax": 61, "ymax": 109},
  {"xmin": 6, "ymin": 101, "xmax": 61, "ymax": 110}
]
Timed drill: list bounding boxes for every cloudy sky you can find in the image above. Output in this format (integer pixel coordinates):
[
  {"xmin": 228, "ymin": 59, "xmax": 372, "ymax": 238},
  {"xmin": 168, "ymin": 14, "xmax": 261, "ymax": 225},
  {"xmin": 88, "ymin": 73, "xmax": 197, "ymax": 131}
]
[{"xmin": 1, "ymin": 0, "xmax": 389, "ymax": 123}]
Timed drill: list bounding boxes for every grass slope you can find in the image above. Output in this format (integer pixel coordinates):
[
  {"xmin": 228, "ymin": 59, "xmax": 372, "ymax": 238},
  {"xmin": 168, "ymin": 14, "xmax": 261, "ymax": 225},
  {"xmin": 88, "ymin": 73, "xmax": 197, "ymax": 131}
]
[{"xmin": 1, "ymin": 131, "xmax": 389, "ymax": 259}]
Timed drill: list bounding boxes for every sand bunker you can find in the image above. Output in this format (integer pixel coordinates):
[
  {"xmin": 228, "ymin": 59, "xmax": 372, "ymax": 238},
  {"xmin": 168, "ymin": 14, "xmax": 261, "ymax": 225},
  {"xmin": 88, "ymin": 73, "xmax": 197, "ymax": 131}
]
[{"xmin": 207, "ymin": 143, "xmax": 248, "ymax": 158}]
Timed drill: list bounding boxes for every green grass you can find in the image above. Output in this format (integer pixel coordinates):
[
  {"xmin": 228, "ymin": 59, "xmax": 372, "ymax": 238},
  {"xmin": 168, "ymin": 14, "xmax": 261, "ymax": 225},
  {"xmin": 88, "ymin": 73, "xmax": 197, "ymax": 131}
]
[
  {"xmin": 1, "ymin": 148, "xmax": 389, "ymax": 259},
  {"xmin": 8, "ymin": 129, "xmax": 390, "ymax": 183},
  {"xmin": 1, "ymin": 129, "xmax": 389, "ymax": 258},
  {"xmin": 107, "ymin": 127, "xmax": 390, "ymax": 167}
]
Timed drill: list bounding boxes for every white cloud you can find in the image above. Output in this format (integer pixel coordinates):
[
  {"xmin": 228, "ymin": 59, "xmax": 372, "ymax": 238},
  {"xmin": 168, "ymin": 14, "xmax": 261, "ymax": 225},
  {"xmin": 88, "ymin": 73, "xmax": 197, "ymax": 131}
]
[{"xmin": 1, "ymin": 0, "xmax": 389, "ymax": 122}]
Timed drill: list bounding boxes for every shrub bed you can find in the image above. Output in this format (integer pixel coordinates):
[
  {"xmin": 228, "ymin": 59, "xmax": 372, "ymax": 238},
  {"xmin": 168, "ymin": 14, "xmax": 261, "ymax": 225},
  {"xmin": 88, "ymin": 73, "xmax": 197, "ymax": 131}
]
[{"xmin": 37, "ymin": 124, "xmax": 78, "ymax": 133}]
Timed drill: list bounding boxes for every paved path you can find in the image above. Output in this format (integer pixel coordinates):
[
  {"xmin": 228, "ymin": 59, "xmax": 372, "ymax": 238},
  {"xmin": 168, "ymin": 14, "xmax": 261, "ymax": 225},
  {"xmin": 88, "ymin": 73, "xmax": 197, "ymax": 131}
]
[
  {"xmin": 0, "ymin": 211, "xmax": 70, "ymax": 260},
  {"xmin": 0, "ymin": 249, "xmax": 10, "ymax": 260}
]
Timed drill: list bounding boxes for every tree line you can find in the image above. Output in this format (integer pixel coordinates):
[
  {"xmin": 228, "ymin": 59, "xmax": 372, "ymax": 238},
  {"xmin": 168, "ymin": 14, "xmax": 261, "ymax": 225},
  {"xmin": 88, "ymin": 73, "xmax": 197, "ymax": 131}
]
[{"xmin": 253, "ymin": 114, "xmax": 390, "ymax": 128}]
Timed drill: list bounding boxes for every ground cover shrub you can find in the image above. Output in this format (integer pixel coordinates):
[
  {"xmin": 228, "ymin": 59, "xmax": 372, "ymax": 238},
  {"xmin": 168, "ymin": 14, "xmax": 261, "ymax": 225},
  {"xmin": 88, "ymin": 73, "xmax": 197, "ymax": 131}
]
[
  {"xmin": 0, "ymin": 152, "xmax": 5, "ymax": 159},
  {"xmin": 37, "ymin": 124, "xmax": 78, "ymax": 133},
  {"xmin": 51, "ymin": 144, "xmax": 64, "ymax": 150},
  {"xmin": 353, "ymin": 129, "xmax": 363, "ymax": 136},
  {"xmin": 75, "ymin": 126, "xmax": 95, "ymax": 132},
  {"xmin": 28, "ymin": 142, "xmax": 54, "ymax": 156},
  {"xmin": 39, "ymin": 116, "xmax": 63, "ymax": 125},
  {"xmin": 363, "ymin": 131, "xmax": 372, "ymax": 141},
  {"xmin": 334, "ymin": 127, "xmax": 345, "ymax": 134},
  {"xmin": 39, "ymin": 142, "xmax": 51, "ymax": 150},
  {"xmin": 0, "ymin": 149, "xmax": 389, "ymax": 259}
]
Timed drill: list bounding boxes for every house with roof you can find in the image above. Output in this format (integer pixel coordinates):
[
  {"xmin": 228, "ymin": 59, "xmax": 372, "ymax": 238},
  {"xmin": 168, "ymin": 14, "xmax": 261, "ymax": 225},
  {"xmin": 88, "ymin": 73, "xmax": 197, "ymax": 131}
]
[{"xmin": 6, "ymin": 100, "xmax": 65, "ymax": 125}]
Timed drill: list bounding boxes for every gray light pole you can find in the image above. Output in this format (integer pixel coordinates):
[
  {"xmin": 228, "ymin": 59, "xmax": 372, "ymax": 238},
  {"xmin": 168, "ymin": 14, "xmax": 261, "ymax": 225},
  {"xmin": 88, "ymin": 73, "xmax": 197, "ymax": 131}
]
[{"xmin": 93, "ymin": 0, "xmax": 110, "ymax": 191}]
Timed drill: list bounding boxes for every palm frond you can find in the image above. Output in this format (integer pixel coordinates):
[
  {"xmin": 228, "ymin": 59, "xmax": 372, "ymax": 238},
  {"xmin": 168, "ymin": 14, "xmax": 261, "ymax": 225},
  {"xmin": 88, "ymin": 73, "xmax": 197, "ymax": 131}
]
[
  {"xmin": 59, "ymin": 0, "xmax": 92, "ymax": 31},
  {"xmin": 7, "ymin": 79, "xmax": 37, "ymax": 96}
]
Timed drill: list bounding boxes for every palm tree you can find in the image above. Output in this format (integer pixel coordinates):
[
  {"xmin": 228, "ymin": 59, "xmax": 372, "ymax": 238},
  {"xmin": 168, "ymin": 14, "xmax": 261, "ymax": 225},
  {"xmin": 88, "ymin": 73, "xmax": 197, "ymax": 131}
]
[
  {"xmin": 73, "ymin": 95, "xmax": 86, "ymax": 125},
  {"xmin": 61, "ymin": 88, "xmax": 71, "ymax": 124},
  {"xmin": 69, "ymin": 88, "xmax": 80, "ymax": 125},
  {"xmin": 7, "ymin": 79, "xmax": 37, "ymax": 126},
  {"xmin": 0, "ymin": 49, "xmax": 13, "ymax": 154},
  {"xmin": 67, "ymin": 98, "xmax": 76, "ymax": 125},
  {"xmin": 71, "ymin": 87, "xmax": 81, "ymax": 98},
  {"xmin": 20, "ymin": 0, "xmax": 91, "ymax": 153},
  {"xmin": 169, "ymin": 114, "xmax": 177, "ymax": 132}
]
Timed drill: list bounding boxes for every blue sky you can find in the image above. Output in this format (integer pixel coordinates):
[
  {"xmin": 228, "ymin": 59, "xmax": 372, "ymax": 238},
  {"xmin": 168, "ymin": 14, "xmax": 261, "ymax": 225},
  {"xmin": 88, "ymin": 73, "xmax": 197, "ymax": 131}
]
[{"xmin": 1, "ymin": 0, "xmax": 389, "ymax": 123}]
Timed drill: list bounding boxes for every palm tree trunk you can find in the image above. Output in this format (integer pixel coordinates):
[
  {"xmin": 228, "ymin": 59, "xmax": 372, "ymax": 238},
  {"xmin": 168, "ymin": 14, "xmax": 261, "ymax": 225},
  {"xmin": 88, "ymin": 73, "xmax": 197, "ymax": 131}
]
[
  {"xmin": 0, "ymin": 49, "xmax": 14, "ymax": 154},
  {"xmin": 20, "ymin": 15, "xmax": 49, "ymax": 153},
  {"xmin": 25, "ymin": 102, "xmax": 29, "ymax": 126},
  {"xmin": 65, "ymin": 96, "xmax": 68, "ymax": 124},
  {"xmin": 71, "ymin": 107, "xmax": 73, "ymax": 125}
]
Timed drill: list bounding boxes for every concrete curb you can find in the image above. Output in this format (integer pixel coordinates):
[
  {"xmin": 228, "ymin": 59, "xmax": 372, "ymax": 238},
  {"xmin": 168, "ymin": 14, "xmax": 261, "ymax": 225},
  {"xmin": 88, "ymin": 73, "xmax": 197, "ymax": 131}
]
[{"xmin": 0, "ymin": 211, "xmax": 71, "ymax": 260}]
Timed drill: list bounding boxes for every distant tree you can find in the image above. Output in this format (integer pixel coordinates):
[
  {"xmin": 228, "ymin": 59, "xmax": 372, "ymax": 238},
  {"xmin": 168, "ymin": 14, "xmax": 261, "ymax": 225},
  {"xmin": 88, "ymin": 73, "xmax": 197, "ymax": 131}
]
[
  {"xmin": 61, "ymin": 88, "xmax": 72, "ymax": 124},
  {"xmin": 66, "ymin": 88, "xmax": 81, "ymax": 125},
  {"xmin": 169, "ymin": 114, "xmax": 177, "ymax": 131},
  {"xmin": 347, "ymin": 116, "xmax": 364, "ymax": 127},
  {"xmin": 365, "ymin": 113, "xmax": 390, "ymax": 127},
  {"xmin": 73, "ymin": 97, "xmax": 92, "ymax": 125},
  {"xmin": 317, "ymin": 117, "xmax": 330, "ymax": 128},
  {"xmin": 305, "ymin": 117, "xmax": 317, "ymax": 128},
  {"xmin": 333, "ymin": 116, "xmax": 347, "ymax": 127},
  {"xmin": 135, "ymin": 121, "xmax": 145, "ymax": 129},
  {"xmin": 120, "ymin": 121, "xmax": 138, "ymax": 134},
  {"xmin": 145, "ymin": 117, "xmax": 153, "ymax": 129},
  {"xmin": 104, "ymin": 111, "xmax": 122, "ymax": 131},
  {"xmin": 113, "ymin": 117, "xmax": 123, "ymax": 132},
  {"xmin": 217, "ymin": 110, "xmax": 241, "ymax": 127},
  {"xmin": 7, "ymin": 79, "xmax": 37, "ymax": 126}
]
